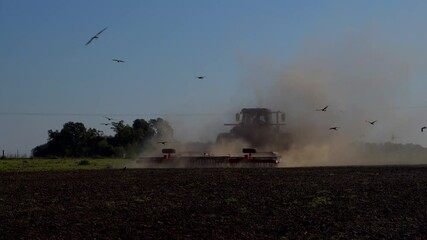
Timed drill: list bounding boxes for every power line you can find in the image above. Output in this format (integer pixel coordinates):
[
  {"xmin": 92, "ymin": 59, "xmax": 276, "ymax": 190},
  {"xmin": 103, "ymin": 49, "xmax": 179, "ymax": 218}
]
[
  {"xmin": 394, "ymin": 105, "xmax": 427, "ymax": 109},
  {"xmin": 0, "ymin": 111, "xmax": 228, "ymax": 117}
]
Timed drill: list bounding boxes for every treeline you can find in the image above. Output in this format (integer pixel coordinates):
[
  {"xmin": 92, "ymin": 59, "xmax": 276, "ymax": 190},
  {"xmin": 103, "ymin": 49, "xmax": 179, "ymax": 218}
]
[
  {"xmin": 32, "ymin": 118, "xmax": 173, "ymax": 158},
  {"xmin": 359, "ymin": 142, "xmax": 427, "ymax": 165}
]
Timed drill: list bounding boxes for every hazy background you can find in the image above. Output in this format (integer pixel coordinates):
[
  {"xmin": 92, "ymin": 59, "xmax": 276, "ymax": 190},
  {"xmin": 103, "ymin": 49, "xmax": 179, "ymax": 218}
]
[{"xmin": 2, "ymin": 0, "xmax": 427, "ymax": 159}]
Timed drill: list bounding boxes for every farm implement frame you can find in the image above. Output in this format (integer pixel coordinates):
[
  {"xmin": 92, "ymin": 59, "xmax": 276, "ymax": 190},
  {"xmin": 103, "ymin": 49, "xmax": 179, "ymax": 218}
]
[{"xmin": 136, "ymin": 148, "xmax": 281, "ymax": 167}]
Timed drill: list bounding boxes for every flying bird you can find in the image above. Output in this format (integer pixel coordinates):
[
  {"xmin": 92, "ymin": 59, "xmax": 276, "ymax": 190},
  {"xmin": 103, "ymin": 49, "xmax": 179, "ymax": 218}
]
[
  {"xmin": 104, "ymin": 116, "xmax": 116, "ymax": 121},
  {"xmin": 329, "ymin": 127, "xmax": 339, "ymax": 131},
  {"xmin": 196, "ymin": 76, "xmax": 206, "ymax": 80},
  {"xmin": 366, "ymin": 120, "xmax": 377, "ymax": 125},
  {"xmin": 85, "ymin": 27, "xmax": 108, "ymax": 45},
  {"xmin": 316, "ymin": 105, "xmax": 328, "ymax": 112},
  {"xmin": 157, "ymin": 141, "xmax": 167, "ymax": 145},
  {"xmin": 422, "ymin": 126, "xmax": 427, "ymax": 132},
  {"xmin": 100, "ymin": 123, "xmax": 110, "ymax": 126},
  {"xmin": 112, "ymin": 59, "xmax": 125, "ymax": 63}
]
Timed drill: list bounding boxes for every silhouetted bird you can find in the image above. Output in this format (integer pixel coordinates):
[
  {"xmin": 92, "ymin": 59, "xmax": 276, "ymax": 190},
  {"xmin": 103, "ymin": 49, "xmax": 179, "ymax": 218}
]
[
  {"xmin": 85, "ymin": 27, "xmax": 108, "ymax": 45},
  {"xmin": 196, "ymin": 76, "xmax": 206, "ymax": 80},
  {"xmin": 422, "ymin": 126, "xmax": 427, "ymax": 132},
  {"xmin": 100, "ymin": 123, "xmax": 110, "ymax": 126},
  {"xmin": 122, "ymin": 166, "xmax": 127, "ymax": 172},
  {"xmin": 157, "ymin": 141, "xmax": 167, "ymax": 145},
  {"xmin": 366, "ymin": 120, "xmax": 377, "ymax": 125},
  {"xmin": 112, "ymin": 59, "xmax": 125, "ymax": 63},
  {"xmin": 316, "ymin": 105, "xmax": 328, "ymax": 112},
  {"xmin": 104, "ymin": 116, "xmax": 115, "ymax": 121},
  {"xmin": 329, "ymin": 127, "xmax": 339, "ymax": 131}
]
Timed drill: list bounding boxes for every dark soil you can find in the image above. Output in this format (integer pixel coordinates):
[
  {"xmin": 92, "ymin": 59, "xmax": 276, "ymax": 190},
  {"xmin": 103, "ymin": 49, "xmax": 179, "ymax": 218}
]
[{"xmin": 0, "ymin": 166, "xmax": 426, "ymax": 239}]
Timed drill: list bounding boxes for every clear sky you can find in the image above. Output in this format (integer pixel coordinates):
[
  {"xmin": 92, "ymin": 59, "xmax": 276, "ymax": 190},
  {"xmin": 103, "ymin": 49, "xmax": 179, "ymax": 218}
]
[{"xmin": 1, "ymin": 0, "xmax": 427, "ymax": 156}]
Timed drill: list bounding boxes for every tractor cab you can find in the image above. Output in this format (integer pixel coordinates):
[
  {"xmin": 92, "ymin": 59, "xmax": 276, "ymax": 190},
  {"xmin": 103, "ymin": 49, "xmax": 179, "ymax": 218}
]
[
  {"xmin": 218, "ymin": 108, "xmax": 292, "ymax": 151},
  {"xmin": 238, "ymin": 108, "xmax": 273, "ymax": 126},
  {"xmin": 235, "ymin": 108, "xmax": 285, "ymax": 127}
]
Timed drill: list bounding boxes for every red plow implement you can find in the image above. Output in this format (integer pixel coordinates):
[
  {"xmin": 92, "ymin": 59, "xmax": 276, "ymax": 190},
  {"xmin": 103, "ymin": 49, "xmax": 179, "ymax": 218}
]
[{"xmin": 136, "ymin": 148, "xmax": 281, "ymax": 167}]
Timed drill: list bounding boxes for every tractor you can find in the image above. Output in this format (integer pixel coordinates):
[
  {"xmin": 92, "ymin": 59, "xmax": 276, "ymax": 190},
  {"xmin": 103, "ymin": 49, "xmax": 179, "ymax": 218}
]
[
  {"xmin": 216, "ymin": 108, "xmax": 292, "ymax": 151},
  {"xmin": 136, "ymin": 108, "xmax": 291, "ymax": 167}
]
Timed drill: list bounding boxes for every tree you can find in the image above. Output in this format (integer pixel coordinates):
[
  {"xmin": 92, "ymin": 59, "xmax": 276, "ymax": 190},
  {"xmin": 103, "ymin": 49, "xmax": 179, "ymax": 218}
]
[
  {"xmin": 60, "ymin": 122, "xmax": 87, "ymax": 157},
  {"xmin": 46, "ymin": 130, "xmax": 65, "ymax": 157},
  {"xmin": 32, "ymin": 118, "xmax": 175, "ymax": 158},
  {"xmin": 110, "ymin": 120, "xmax": 135, "ymax": 147},
  {"xmin": 149, "ymin": 118, "xmax": 174, "ymax": 141},
  {"xmin": 83, "ymin": 128, "xmax": 107, "ymax": 157}
]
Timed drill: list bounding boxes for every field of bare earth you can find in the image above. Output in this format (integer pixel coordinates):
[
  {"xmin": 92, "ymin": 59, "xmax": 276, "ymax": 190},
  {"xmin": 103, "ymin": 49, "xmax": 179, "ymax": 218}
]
[{"xmin": 0, "ymin": 166, "xmax": 426, "ymax": 239}]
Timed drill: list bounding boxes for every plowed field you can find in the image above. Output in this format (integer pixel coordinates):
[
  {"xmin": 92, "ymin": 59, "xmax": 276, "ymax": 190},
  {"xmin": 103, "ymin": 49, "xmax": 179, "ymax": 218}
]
[{"xmin": 1, "ymin": 166, "xmax": 426, "ymax": 239}]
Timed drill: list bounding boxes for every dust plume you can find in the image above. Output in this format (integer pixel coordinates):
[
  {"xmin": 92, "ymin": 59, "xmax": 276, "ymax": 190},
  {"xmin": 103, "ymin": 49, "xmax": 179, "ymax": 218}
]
[
  {"xmin": 135, "ymin": 30, "xmax": 427, "ymax": 167},
  {"xmin": 240, "ymin": 31, "xmax": 427, "ymax": 166}
]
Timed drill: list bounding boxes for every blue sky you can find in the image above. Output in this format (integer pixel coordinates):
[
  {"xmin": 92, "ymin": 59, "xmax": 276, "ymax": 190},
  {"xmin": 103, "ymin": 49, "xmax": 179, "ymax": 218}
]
[{"xmin": 1, "ymin": 1, "xmax": 427, "ymax": 156}]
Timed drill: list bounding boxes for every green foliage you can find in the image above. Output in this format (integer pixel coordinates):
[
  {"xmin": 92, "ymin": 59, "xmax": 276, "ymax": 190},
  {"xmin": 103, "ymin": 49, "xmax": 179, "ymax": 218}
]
[
  {"xmin": 78, "ymin": 160, "xmax": 90, "ymax": 166},
  {"xmin": 0, "ymin": 158, "xmax": 131, "ymax": 172},
  {"xmin": 32, "ymin": 118, "xmax": 174, "ymax": 158},
  {"xmin": 309, "ymin": 196, "xmax": 332, "ymax": 208}
]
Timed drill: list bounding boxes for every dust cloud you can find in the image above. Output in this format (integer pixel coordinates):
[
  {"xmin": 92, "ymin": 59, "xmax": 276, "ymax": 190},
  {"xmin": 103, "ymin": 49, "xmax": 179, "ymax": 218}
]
[
  {"xmin": 137, "ymin": 30, "xmax": 427, "ymax": 167},
  {"xmin": 241, "ymin": 31, "xmax": 427, "ymax": 166}
]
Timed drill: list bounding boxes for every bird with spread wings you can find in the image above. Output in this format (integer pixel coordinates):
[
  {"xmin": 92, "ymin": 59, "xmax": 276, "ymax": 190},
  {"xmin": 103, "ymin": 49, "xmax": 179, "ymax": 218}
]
[
  {"xmin": 86, "ymin": 27, "xmax": 108, "ymax": 46},
  {"xmin": 316, "ymin": 105, "xmax": 328, "ymax": 112},
  {"xmin": 112, "ymin": 59, "xmax": 125, "ymax": 63},
  {"xmin": 366, "ymin": 120, "xmax": 377, "ymax": 125}
]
